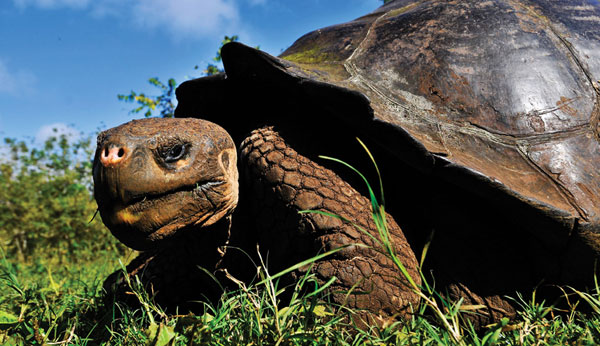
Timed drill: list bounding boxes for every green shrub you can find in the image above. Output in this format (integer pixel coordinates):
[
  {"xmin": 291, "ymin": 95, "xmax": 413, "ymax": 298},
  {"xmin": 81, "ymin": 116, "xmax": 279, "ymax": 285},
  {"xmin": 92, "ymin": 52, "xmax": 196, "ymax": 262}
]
[{"xmin": 0, "ymin": 133, "xmax": 126, "ymax": 264}]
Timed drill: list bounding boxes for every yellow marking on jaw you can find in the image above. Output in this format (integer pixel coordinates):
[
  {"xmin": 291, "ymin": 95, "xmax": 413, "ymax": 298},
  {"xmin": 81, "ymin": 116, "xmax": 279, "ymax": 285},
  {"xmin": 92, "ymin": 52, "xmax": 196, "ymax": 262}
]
[{"xmin": 115, "ymin": 209, "xmax": 142, "ymax": 224}]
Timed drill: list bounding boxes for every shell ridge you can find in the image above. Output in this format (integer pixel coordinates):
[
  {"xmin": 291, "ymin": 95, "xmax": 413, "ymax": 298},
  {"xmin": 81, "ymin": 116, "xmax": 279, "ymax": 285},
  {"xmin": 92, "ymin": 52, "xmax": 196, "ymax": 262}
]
[
  {"xmin": 343, "ymin": 9, "xmax": 389, "ymax": 87},
  {"xmin": 515, "ymin": 143, "xmax": 589, "ymax": 221}
]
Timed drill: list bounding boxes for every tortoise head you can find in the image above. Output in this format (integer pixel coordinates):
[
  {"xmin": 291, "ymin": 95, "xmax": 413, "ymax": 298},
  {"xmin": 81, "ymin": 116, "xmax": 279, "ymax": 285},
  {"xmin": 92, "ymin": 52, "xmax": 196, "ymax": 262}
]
[{"xmin": 93, "ymin": 117, "xmax": 238, "ymax": 250}]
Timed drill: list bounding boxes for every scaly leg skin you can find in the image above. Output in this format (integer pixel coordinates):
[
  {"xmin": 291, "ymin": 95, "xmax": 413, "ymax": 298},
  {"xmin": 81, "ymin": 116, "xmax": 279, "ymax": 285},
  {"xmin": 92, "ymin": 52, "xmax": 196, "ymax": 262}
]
[
  {"xmin": 239, "ymin": 126, "xmax": 421, "ymax": 319},
  {"xmin": 103, "ymin": 218, "xmax": 232, "ymax": 313},
  {"xmin": 445, "ymin": 282, "xmax": 517, "ymax": 327}
]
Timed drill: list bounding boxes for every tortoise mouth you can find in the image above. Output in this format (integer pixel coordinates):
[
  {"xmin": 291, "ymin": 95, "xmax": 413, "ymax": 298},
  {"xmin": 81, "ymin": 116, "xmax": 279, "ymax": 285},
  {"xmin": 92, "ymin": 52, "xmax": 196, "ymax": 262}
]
[
  {"xmin": 121, "ymin": 180, "xmax": 223, "ymax": 213},
  {"xmin": 101, "ymin": 180, "xmax": 228, "ymax": 250}
]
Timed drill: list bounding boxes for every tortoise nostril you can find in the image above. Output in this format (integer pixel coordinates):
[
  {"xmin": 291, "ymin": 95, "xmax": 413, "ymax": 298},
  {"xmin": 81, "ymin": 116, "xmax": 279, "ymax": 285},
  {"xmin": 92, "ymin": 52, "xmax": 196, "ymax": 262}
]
[{"xmin": 100, "ymin": 144, "xmax": 127, "ymax": 167}]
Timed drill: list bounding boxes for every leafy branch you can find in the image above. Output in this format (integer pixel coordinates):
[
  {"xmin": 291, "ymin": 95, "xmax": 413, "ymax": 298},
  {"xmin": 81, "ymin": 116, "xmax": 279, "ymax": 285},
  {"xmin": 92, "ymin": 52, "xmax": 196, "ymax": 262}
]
[{"xmin": 117, "ymin": 35, "xmax": 240, "ymax": 119}]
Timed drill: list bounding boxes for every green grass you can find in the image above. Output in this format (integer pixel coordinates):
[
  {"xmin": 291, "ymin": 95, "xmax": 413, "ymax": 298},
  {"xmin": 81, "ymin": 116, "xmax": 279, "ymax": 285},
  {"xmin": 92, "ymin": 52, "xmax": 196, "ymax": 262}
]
[
  {"xmin": 1, "ymin": 143, "xmax": 600, "ymax": 345},
  {"xmin": 2, "ymin": 237, "xmax": 600, "ymax": 345}
]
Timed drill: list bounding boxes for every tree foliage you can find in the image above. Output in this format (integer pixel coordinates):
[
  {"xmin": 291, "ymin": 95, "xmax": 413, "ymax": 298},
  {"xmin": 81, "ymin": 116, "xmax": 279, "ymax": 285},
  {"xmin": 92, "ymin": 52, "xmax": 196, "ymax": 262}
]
[
  {"xmin": 117, "ymin": 35, "xmax": 240, "ymax": 119},
  {"xmin": 117, "ymin": 78, "xmax": 177, "ymax": 118},
  {"xmin": 196, "ymin": 35, "xmax": 239, "ymax": 76},
  {"xmin": 0, "ymin": 132, "xmax": 125, "ymax": 263}
]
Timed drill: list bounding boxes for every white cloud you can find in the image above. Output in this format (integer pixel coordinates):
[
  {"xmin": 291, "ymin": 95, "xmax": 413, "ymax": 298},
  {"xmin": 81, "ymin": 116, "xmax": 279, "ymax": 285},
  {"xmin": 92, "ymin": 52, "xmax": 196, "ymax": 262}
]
[
  {"xmin": 0, "ymin": 59, "xmax": 36, "ymax": 95},
  {"xmin": 35, "ymin": 123, "xmax": 81, "ymax": 144},
  {"xmin": 133, "ymin": 0, "xmax": 239, "ymax": 38},
  {"xmin": 88, "ymin": 0, "xmax": 126, "ymax": 18},
  {"xmin": 12, "ymin": 0, "xmax": 90, "ymax": 10},
  {"xmin": 247, "ymin": 0, "xmax": 266, "ymax": 5},
  {"xmin": 12, "ymin": 0, "xmax": 241, "ymax": 39}
]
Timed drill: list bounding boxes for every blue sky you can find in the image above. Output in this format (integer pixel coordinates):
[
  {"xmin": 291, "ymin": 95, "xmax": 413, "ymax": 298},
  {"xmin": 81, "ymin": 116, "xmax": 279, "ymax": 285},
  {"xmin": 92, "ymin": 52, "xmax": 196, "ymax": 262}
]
[{"xmin": 0, "ymin": 0, "xmax": 381, "ymax": 144}]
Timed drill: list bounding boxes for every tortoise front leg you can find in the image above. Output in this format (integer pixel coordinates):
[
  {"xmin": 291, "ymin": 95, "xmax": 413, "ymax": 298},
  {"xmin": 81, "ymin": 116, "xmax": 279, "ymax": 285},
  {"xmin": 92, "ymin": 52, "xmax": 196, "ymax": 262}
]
[
  {"xmin": 239, "ymin": 126, "xmax": 421, "ymax": 318},
  {"xmin": 102, "ymin": 216, "xmax": 233, "ymax": 312}
]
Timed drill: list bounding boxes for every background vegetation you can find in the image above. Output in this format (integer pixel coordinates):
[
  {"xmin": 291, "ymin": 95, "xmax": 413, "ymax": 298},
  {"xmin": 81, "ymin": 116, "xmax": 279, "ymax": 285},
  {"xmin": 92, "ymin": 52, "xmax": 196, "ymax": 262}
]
[
  {"xmin": 0, "ymin": 134, "xmax": 126, "ymax": 263},
  {"xmin": 0, "ymin": 133, "xmax": 133, "ymax": 344}
]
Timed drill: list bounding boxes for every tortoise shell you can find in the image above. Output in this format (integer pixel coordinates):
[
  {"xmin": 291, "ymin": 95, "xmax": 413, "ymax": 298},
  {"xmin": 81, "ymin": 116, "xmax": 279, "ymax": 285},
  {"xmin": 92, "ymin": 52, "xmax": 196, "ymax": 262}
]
[{"xmin": 174, "ymin": 0, "xmax": 600, "ymax": 300}]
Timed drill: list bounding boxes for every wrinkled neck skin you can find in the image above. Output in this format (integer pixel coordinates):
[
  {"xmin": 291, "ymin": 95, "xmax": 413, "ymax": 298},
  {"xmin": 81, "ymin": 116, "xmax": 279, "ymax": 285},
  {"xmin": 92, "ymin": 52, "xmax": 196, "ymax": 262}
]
[
  {"xmin": 151, "ymin": 214, "xmax": 234, "ymax": 268},
  {"xmin": 146, "ymin": 199, "xmax": 256, "ymax": 283}
]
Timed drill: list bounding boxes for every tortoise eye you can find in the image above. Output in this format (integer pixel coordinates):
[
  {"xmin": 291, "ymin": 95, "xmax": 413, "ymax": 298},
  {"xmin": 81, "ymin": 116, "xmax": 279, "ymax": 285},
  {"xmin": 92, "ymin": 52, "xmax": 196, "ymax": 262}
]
[{"xmin": 162, "ymin": 144, "xmax": 188, "ymax": 163}]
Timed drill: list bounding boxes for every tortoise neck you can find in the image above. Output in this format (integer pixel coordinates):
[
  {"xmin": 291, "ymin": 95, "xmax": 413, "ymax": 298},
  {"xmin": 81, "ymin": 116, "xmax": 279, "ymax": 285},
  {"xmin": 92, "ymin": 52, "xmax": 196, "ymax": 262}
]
[{"xmin": 157, "ymin": 215, "xmax": 233, "ymax": 267}]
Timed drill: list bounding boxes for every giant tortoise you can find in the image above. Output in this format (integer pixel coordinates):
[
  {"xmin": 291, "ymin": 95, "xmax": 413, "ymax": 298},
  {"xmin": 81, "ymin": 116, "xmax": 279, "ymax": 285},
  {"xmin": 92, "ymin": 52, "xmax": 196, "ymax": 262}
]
[{"xmin": 94, "ymin": 0, "xmax": 600, "ymax": 325}]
